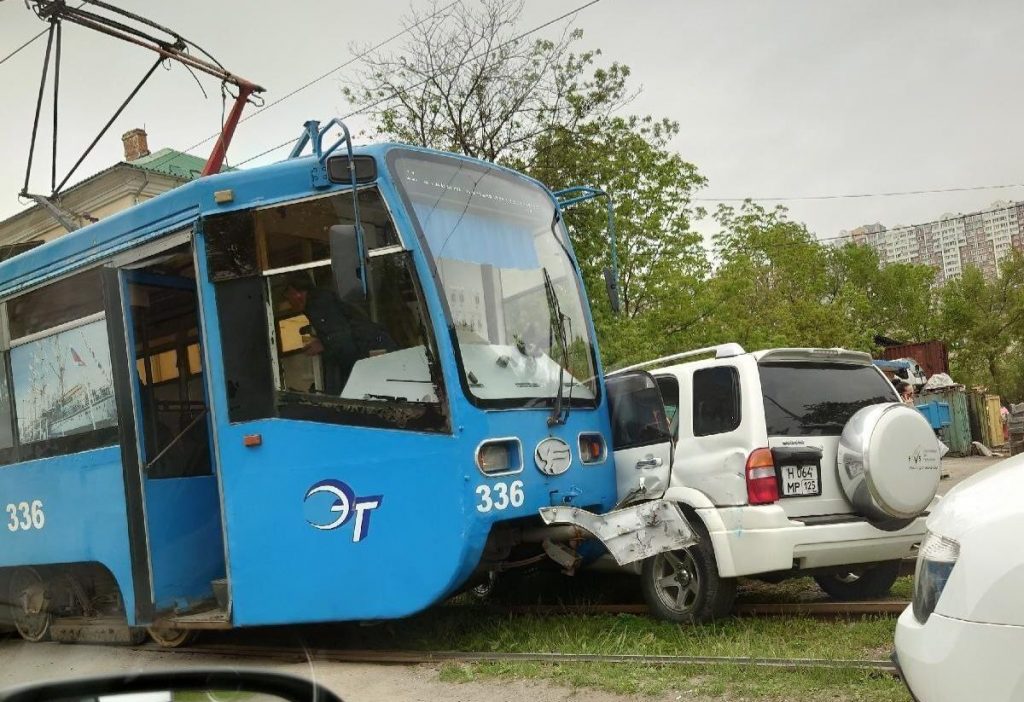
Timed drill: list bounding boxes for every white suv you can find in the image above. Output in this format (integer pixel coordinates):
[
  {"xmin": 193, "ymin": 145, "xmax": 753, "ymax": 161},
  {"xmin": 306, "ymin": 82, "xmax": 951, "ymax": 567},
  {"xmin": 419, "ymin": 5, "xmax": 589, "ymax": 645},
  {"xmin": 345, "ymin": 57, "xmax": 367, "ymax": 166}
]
[{"xmin": 612, "ymin": 344, "xmax": 942, "ymax": 622}]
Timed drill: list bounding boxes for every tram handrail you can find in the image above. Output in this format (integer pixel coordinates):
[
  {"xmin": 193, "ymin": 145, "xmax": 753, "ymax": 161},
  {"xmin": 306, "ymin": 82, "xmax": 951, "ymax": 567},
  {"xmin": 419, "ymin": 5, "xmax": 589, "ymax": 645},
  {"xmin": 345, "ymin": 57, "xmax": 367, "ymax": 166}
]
[{"xmin": 288, "ymin": 117, "xmax": 367, "ymax": 296}]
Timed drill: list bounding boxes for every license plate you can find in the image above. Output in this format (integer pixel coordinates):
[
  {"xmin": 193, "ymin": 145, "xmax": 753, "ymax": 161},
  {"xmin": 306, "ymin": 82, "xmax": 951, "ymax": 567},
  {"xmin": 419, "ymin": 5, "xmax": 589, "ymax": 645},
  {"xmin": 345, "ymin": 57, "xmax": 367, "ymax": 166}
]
[{"xmin": 779, "ymin": 464, "xmax": 821, "ymax": 497}]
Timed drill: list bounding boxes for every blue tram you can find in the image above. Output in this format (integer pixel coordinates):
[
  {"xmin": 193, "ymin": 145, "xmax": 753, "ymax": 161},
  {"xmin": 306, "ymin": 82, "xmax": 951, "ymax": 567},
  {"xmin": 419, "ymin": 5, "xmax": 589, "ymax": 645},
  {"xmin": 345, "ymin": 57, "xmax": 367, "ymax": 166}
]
[{"xmin": 0, "ymin": 121, "xmax": 687, "ymax": 644}]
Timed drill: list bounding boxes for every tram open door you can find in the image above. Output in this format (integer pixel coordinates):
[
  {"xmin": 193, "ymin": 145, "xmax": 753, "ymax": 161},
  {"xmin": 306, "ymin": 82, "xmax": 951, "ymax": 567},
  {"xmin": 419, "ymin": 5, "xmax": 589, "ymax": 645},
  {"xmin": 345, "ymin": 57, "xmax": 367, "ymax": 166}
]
[{"xmin": 103, "ymin": 232, "xmax": 228, "ymax": 640}]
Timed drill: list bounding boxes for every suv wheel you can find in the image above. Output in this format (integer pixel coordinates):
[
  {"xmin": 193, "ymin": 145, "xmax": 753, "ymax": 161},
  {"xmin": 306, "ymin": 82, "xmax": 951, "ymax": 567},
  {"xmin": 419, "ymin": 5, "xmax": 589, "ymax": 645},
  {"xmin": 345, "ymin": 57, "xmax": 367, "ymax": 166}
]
[
  {"xmin": 813, "ymin": 561, "xmax": 901, "ymax": 600},
  {"xmin": 640, "ymin": 521, "xmax": 736, "ymax": 623}
]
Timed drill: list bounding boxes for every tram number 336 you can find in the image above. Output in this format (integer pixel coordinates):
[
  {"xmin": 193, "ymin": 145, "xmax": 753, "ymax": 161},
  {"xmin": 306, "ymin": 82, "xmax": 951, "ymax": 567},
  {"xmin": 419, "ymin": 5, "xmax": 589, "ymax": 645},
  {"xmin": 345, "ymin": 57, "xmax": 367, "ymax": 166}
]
[
  {"xmin": 6, "ymin": 500, "xmax": 45, "ymax": 532},
  {"xmin": 476, "ymin": 480, "xmax": 525, "ymax": 513}
]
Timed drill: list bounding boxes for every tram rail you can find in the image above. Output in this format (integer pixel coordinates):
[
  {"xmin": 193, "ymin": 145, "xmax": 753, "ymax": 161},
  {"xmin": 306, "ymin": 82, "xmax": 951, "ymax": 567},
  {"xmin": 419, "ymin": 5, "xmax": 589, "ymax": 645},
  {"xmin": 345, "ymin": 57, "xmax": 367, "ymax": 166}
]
[
  {"xmin": 506, "ymin": 600, "xmax": 910, "ymax": 618},
  {"xmin": 129, "ymin": 642, "xmax": 898, "ymax": 674}
]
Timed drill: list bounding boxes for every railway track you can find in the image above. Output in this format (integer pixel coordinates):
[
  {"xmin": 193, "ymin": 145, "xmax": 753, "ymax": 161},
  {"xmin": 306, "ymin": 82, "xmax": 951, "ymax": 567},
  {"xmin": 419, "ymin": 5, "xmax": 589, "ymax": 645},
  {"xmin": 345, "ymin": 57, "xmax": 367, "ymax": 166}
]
[
  {"xmin": 507, "ymin": 600, "xmax": 910, "ymax": 617},
  {"xmin": 132, "ymin": 642, "xmax": 898, "ymax": 674},
  {"xmin": 5, "ymin": 598, "xmax": 908, "ymax": 677},
  {"xmin": 122, "ymin": 600, "xmax": 907, "ymax": 675}
]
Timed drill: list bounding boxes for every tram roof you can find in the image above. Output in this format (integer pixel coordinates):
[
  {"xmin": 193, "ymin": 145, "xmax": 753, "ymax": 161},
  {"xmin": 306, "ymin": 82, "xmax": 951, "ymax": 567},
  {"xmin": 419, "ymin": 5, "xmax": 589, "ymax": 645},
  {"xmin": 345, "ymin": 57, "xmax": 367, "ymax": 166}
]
[
  {"xmin": 0, "ymin": 144, "xmax": 378, "ymax": 299},
  {"xmin": 0, "ymin": 142, "xmax": 550, "ymax": 300}
]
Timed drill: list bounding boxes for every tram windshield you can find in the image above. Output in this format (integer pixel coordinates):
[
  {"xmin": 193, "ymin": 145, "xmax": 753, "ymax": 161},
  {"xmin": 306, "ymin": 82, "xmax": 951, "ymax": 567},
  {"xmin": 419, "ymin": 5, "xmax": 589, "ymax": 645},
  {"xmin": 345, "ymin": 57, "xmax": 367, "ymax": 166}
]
[{"xmin": 390, "ymin": 152, "xmax": 598, "ymax": 409}]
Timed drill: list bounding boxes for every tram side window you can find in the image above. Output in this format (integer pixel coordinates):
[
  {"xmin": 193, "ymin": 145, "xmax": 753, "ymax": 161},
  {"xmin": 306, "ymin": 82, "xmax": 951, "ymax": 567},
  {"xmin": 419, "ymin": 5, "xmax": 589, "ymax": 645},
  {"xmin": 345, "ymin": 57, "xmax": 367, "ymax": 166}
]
[
  {"xmin": 207, "ymin": 189, "xmax": 448, "ymax": 433},
  {"xmin": 205, "ymin": 189, "xmax": 399, "ymax": 282},
  {"xmin": 7, "ymin": 269, "xmax": 118, "ymax": 459}
]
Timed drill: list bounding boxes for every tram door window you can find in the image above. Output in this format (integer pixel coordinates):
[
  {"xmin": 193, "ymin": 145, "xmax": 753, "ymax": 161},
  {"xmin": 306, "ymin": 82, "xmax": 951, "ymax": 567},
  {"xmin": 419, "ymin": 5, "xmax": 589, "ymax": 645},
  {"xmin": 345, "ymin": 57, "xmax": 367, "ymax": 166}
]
[
  {"xmin": 7, "ymin": 268, "xmax": 118, "ymax": 460},
  {"xmin": 205, "ymin": 188, "xmax": 449, "ymax": 432},
  {"xmin": 128, "ymin": 278, "xmax": 212, "ymax": 479},
  {"xmin": 0, "ymin": 364, "xmax": 15, "ymax": 460}
]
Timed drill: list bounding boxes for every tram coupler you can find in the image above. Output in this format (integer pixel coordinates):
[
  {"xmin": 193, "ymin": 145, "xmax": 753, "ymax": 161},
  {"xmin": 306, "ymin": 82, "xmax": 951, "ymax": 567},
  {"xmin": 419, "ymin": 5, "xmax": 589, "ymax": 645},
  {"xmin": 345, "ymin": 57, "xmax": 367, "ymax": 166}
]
[{"xmin": 538, "ymin": 499, "xmax": 697, "ymax": 567}]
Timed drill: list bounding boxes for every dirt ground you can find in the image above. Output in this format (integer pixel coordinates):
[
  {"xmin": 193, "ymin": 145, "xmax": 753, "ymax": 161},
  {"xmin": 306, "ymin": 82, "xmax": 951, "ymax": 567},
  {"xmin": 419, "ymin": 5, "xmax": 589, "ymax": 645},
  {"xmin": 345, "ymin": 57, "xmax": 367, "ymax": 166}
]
[
  {"xmin": 0, "ymin": 640, "xmax": 683, "ymax": 702},
  {"xmin": 938, "ymin": 454, "xmax": 1007, "ymax": 494}
]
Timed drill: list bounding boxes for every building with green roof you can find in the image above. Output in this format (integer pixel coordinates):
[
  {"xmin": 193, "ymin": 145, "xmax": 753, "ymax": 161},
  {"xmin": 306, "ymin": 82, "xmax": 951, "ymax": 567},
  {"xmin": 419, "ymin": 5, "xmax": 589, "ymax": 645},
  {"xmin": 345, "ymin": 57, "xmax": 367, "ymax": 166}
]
[{"xmin": 0, "ymin": 128, "xmax": 223, "ymax": 251}]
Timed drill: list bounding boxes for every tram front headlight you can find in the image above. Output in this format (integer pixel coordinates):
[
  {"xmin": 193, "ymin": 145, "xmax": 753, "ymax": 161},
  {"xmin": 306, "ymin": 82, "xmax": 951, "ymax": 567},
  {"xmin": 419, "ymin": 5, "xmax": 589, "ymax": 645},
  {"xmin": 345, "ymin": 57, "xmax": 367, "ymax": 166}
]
[{"xmin": 476, "ymin": 439, "xmax": 521, "ymax": 475}]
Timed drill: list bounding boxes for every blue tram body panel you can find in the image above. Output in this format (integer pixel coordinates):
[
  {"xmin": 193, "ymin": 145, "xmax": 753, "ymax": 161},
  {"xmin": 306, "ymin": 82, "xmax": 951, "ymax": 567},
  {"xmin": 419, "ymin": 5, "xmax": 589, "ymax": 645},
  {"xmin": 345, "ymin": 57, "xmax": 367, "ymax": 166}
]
[
  {"xmin": 0, "ymin": 447, "xmax": 137, "ymax": 619},
  {"xmin": 0, "ymin": 139, "xmax": 620, "ymax": 628},
  {"xmin": 144, "ymin": 476, "xmax": 226, "ymax": 612},
  {"xmin": 207, "ymin": 411, "xmax": 614, "ymax": 625}
]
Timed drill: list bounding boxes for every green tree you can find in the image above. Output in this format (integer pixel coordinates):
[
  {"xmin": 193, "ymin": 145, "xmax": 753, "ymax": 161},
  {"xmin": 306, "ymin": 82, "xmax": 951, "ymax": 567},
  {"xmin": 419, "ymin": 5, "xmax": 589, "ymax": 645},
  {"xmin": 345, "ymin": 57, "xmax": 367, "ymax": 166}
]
[
  {"xmin": 342, "ymin": 0, "xmax": 632, "ymax": 165},
  {"xmin": 936, "ymin": 252, "xmax": 1024, "ymax": 400},
  {"xmin": 344, "ymin": 0, "xmax": 709, "ymax": 368},
  {"xmin": 825, "ymin": 243, "xmax": 937, "ymax": 345},
  {"xmin": 527, "ymin": 117, "xmax": 708, "ymax": 366},
  {"xmin": 703, "ymin": 202, "xmax": 858, "ymax": 350}
]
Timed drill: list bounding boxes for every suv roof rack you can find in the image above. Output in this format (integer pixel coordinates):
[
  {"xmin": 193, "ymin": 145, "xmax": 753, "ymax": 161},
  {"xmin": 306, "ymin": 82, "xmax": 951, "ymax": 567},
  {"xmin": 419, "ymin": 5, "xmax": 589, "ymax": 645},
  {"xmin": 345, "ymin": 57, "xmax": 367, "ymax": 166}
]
[{"xmin": 608, "ymin": 343, "xmax": 746, "ymax": 376}]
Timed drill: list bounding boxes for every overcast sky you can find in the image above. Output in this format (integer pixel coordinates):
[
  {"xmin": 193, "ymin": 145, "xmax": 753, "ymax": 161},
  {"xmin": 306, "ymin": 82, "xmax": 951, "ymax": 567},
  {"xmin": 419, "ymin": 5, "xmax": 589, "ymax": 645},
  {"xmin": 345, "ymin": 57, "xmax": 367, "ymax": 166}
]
[{"xmin": 2, "ymin": 0, "xmax": 1024, "ymax": 241}]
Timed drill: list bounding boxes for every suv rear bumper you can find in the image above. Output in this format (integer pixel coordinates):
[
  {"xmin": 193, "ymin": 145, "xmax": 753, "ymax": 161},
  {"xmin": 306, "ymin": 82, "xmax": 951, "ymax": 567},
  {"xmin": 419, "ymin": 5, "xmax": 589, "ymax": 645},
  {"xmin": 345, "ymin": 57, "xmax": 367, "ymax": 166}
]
[{"xmin": 698, "ymin": 505, "xmax": 926, "ymax": 578}]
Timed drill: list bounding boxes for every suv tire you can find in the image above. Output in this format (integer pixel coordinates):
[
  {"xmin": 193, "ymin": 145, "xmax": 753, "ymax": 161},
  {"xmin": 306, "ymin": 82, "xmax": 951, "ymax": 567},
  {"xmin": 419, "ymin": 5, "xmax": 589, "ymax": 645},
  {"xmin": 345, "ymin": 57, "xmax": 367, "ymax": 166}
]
[
  {"xmin": 813, "ymin": 561, "xmax": 901, "ymax": 600},
  {"xmin": 640, "ymin": 519, "xmax": 736, "ymax": 623}
]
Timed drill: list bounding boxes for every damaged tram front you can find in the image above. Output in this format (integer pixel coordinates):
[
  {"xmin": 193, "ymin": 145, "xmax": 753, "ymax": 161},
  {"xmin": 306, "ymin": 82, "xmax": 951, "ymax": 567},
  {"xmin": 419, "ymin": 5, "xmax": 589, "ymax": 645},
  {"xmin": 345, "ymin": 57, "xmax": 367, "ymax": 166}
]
[{"xmin": 0, "ymin": 121, "xmax": 691, "ymax": 644}]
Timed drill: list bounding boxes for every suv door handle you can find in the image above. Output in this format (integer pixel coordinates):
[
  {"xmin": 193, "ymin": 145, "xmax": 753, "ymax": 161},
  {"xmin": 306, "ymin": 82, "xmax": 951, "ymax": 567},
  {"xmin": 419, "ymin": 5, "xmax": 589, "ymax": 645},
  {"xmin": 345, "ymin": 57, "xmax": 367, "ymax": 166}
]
[{"xmin": 635, "ymin": 457, "xmax": 663, "ymax": 469}]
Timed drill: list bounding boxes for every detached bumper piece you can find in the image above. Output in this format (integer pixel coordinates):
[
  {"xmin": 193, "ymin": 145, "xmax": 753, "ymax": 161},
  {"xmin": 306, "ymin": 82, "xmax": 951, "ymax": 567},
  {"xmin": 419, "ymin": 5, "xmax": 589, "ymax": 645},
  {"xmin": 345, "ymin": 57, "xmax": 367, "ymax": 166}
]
[{"xmin": 539, "ymin": 499, "xmax": 697, "ymax": 566}]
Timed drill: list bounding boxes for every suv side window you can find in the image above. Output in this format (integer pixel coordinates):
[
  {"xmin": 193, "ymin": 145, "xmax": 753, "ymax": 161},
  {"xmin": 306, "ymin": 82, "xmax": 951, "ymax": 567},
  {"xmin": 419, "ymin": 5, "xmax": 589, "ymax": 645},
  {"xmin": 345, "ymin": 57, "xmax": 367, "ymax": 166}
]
[
  {"xmin": 655, "ymin": 375, "xmax": 680, "ymax": 439},
  {"xmin": 693, "ymin": 366, "xmax": 740, "ymax": 436},
  {"xmin": 605, "ymin": 372, "xmax": 672, "ymax": 450}
]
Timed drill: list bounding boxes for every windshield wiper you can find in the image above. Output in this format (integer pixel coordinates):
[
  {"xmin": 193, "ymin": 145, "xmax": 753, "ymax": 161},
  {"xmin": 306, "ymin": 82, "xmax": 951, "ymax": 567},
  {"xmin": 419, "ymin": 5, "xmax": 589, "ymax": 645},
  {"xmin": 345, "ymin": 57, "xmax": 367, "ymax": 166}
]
[
  {"xmin": 763, "ymin": 394, "xmax": 805, "ymax": 422},
  {"xmin": 543, "ymin": 264, "xmax": 571, "ymax": 427}
]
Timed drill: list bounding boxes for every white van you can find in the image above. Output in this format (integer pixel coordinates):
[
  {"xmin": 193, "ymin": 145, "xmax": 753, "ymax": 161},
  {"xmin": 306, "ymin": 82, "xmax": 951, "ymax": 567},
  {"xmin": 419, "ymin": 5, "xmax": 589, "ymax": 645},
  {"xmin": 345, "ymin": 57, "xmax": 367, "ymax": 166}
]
[
  {"xmin": 894, "ymin": 455, "xmax": 1024, "ymax": 702},
  {"xmin": 612, "ymin": 344, "xmax": 942, "ymax": 622}
]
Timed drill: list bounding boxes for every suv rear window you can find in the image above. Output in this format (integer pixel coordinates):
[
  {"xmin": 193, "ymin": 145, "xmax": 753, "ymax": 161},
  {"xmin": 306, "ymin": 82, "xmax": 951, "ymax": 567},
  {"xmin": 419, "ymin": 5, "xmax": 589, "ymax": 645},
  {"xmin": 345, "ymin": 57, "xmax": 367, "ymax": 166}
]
[{"xmin": 758, "ymin": 362, "xmax": 898, "ymax": 436}]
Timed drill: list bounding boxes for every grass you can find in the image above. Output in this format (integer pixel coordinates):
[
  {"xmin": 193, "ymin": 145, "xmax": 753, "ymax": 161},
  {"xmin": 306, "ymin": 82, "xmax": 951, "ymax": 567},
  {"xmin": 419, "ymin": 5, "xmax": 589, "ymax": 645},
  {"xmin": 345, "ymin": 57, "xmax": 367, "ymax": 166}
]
[
  {"xmin": 437, "ymin": 661, "xmax": 910, "ymax": 702},
  {"xmin": 236, "ymin": 571, "xmax": 911, "ymax": 701},
  {"xmin": 889, "ymin": 576, "xmax": 914, "ymax": 600},
  {"xmin": 330, "ymin": 571, "xmax": 912, "ymax": 702},
  {"xmin": 736, "ymin": 575, "xmax": 915, "ymax": 604},
  {"xmin": 347, "ymin": 606, "xmax": 898, "ymax": 662}
]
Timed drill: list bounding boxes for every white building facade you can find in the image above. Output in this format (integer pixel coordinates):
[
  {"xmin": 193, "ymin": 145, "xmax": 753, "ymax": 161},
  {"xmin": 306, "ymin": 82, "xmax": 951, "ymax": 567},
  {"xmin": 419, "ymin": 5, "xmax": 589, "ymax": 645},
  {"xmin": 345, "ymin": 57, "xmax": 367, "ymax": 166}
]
[{"xmin": 845, "ymin": 200, "xmax": 1024, "ymax": 284}]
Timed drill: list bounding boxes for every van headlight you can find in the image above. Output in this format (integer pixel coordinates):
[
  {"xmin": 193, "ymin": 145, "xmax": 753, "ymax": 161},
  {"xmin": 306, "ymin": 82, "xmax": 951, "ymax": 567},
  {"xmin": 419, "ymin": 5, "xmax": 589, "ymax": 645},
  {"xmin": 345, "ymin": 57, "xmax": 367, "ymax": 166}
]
[{"xmin": 912, "ymin": 531, "xmax": 959, "ymax": 624}]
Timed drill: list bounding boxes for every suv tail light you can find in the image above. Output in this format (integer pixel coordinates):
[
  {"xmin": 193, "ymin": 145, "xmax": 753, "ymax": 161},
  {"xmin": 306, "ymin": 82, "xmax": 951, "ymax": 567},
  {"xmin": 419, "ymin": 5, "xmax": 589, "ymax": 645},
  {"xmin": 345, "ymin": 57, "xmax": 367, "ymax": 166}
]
[{"xmin": 746, "ymin": 448, "xmax": 779, "ymax": 505}]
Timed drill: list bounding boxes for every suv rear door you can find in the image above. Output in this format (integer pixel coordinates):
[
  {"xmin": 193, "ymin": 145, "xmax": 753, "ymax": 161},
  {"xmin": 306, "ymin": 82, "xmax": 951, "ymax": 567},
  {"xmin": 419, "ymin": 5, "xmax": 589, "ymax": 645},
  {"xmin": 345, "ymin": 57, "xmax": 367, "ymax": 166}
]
[
  {"xmin": 757, "ymin": 358, "xmax": 900, "ymax": 518},
  {"xmin": 660, "ymin": 356, "xmax": 764, "ymax": 507}
]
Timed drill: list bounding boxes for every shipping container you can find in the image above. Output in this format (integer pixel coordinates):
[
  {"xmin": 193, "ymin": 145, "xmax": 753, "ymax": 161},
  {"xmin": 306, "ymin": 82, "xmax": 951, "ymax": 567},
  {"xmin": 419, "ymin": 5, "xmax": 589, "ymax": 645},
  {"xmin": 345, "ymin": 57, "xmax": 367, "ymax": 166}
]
[
  {"xmin": 880, "ymin": 340, "xmax": 949, "ymax": 378},
  {"xmin": 967, "ymin": 392, "xmax": 1005, "ymax": 448},
  {"xmin": 919, "ymin": 386, "xmax": 972, "ymax": 456}
]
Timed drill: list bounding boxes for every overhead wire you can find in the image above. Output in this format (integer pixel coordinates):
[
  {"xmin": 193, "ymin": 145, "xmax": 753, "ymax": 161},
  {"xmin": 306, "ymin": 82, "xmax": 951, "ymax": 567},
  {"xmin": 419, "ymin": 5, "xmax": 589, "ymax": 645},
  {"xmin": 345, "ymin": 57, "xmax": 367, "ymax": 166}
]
[
  {"xmin": 0, "ymin": 25, "xmax": 48, "ymax": 67},
  {"xmin": 10, "ymin": 0, "xmax": 1017, "ymax": 260},
  {"xmin": 694, "ymin": 182, "xmax": 1024, "ymax": 203},
  {"xmin": 233, "ymin": 0, "xmax": 604, "ymax": 167},
  {"xmin": 139, "ymin": 0, "xmax": 462, "ymax": 174},
  {"xmin": 0, "ymin": 1, "xmax": 87, "ymax": 67}
]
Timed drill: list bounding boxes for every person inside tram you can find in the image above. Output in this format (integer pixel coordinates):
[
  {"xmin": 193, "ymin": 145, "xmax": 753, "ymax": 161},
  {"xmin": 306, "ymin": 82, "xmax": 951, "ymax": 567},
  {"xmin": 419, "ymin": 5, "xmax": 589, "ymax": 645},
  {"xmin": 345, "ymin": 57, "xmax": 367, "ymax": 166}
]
[{"xmin": 283, "ymin": 274, "xmax": 397, "ymax": 395}]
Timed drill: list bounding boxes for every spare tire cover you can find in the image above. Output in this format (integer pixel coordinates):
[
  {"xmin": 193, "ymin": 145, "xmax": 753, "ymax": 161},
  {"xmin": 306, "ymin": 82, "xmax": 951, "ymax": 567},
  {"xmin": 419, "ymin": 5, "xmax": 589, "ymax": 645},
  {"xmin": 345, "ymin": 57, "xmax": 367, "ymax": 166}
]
[{"xmin": 837, "ymin": 402, "xmax": 941, "ymax": 527}]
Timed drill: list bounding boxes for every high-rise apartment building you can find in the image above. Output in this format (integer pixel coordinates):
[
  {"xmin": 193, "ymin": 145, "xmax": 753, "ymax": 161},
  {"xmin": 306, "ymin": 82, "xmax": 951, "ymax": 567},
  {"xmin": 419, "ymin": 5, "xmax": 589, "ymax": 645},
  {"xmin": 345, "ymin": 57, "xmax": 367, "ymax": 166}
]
[{"xmin": 843, "ymin": 200, "xmax": 1024, "ymax": 285}]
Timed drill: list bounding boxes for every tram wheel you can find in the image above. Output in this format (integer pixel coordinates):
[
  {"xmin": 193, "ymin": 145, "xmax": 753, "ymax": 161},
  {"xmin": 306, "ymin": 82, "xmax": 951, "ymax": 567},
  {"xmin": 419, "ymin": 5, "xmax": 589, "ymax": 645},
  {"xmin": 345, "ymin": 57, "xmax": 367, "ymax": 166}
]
[
  {"xmin": 9, "ymin": 567, "xmax": 51, "ymax": 642},
  {"xmin": 146, "ymin": 623, "xmax": 196, "ymax": 648}
]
